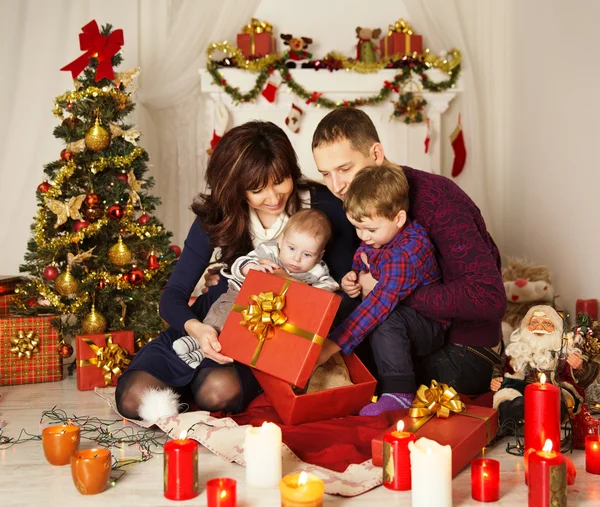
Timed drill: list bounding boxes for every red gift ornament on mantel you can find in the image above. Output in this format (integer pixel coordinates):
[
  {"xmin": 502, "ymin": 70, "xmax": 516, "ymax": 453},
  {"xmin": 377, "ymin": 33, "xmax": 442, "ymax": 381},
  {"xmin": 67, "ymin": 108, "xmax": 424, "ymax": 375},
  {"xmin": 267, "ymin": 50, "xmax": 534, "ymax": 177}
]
[{"xmin": 60, "ymin": 20, "xmax": 124, "ymax": 82}]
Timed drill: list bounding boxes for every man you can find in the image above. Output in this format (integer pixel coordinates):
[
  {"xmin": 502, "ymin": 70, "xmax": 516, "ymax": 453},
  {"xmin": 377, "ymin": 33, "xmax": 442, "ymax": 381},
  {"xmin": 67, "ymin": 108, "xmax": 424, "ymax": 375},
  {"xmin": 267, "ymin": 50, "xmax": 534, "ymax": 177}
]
[{"xmin": 312, "ymin": 107, "xmax": 507, "ymax": 398}]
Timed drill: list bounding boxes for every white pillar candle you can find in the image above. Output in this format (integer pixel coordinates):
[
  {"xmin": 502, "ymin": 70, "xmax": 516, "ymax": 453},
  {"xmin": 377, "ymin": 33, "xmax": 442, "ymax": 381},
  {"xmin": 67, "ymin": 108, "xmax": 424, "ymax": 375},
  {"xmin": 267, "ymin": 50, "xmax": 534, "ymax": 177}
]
[
  {"xmin": 244, "ymin": 421, "xmax": 282, "ymax": 488},
  {"xmin": 409, "ymin": 437, "xmax": 452, "ymax": 507}
]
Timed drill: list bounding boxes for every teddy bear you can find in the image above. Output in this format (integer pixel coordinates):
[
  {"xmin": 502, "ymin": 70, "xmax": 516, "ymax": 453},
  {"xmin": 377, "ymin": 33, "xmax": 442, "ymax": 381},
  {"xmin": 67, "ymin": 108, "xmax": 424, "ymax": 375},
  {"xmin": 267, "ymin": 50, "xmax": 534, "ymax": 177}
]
[
  {"xmin": 280, "ymin": 33, "xmax": 313, "ymax": 68},
  {"xmin": 355, "ymin": 27, "xmax": 382, "ymax": 63}
]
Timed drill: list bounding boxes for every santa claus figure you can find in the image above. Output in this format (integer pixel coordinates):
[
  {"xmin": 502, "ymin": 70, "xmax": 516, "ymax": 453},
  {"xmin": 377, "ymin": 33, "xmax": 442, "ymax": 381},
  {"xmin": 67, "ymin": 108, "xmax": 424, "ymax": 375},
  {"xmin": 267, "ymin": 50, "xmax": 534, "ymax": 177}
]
[{"xmin": 491, "ymin": 305, "xmax": 599, "ymax": 428}]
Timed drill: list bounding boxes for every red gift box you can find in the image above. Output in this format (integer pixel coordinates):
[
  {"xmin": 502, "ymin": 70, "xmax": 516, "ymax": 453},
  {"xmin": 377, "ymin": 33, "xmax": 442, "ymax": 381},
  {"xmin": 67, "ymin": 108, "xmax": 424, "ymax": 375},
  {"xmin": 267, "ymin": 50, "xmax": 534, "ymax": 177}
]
[
  {"xmin": 76, "ymin": 331, "xmax": 134, "ymax": 391},
  {"xmin": 0, "ymin": 315, "xmax": 62, "ymax": 386},
  {"xmin": 219, "ymin": 271, "xmax": 341, "ymax": 389},
  {"xmin": 0, "ymin": 295, "xmax": 13, "ymax": 316},
  {"xmin": 380, "ymin": 19, "xmax": 422, "ymax": 59},
  {"xmin": 236, "ymin": 18, "xmax": 276, "ymax": 58},
  {"xmin": 0, "ymin": 276, "xmax": 23, "ymax": 316},
  {"xmin": 253, "ymin": 352, "xmax": 377, "ymax": 425},
  {"xmin": 372, "ymin": 404, "xmax": 498, "ymax": 476}
]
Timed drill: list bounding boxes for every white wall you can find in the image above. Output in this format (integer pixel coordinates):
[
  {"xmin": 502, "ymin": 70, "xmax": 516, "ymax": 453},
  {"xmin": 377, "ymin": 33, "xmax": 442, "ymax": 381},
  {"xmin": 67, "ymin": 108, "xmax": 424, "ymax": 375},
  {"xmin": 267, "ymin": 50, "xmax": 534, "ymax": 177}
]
[{"xmin": 505, "ymin": 0, "xmax": 600, "ymax": 313}]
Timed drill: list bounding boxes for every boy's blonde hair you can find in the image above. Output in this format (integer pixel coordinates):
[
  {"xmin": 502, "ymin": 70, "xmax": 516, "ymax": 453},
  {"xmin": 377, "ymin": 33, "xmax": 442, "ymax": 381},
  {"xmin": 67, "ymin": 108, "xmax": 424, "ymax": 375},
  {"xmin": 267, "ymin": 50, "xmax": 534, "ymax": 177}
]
[
  {"xmin": 283, "ymin": 209, "xmax": 332, "ymax": 250},
  {"xmin": 343, "ymin": 164, "xmax": 410, "ymax": 222}
]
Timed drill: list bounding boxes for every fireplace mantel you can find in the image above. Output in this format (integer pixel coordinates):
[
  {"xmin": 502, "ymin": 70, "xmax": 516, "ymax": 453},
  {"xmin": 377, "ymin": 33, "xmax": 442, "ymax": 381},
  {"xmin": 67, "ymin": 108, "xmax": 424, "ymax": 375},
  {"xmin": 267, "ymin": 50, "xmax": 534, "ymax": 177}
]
[{"xmin": 199, "ymin": 68, "xmax": 461, "ymax": 180}]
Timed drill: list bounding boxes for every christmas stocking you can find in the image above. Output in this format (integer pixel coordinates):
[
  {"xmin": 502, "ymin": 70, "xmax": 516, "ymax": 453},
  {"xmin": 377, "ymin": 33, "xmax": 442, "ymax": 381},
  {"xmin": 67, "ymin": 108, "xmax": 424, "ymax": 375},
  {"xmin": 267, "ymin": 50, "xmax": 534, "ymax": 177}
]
[
  {"xmin": 261, "ymin": 71, "xmax": 282, "ymax": 103},
  {"xmin": 424, "ymin": 118, "xmax": 431, "ymax": 154},
  {"xmin": 450, "ymin": 116, "xmax": 467, "ymax": 177},
  {"xmin": 207, "ymin": 101, "xmax": 230, "ymax": 154},
  {"xmin": 285, "ymin": 103, "xmax": 303, "ymax": 134}
]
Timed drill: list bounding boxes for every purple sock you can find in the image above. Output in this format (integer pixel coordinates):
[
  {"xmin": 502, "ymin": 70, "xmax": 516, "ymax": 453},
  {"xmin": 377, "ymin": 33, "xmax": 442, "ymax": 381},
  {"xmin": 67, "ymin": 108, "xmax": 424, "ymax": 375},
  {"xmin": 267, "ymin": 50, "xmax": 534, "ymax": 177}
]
[{"xmin": 359, "ymin": 393, "xmax": 413, "ymax": 416}]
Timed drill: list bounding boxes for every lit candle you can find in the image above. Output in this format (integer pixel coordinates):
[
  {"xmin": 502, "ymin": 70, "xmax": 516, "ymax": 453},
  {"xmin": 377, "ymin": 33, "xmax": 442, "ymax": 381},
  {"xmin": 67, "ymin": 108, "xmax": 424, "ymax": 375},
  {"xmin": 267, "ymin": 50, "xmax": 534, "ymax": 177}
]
[
  {"xmin": 586, "ymin": 435, "xmax": 600, "ymax": 474},
  {"xmin": 41, "ymin": 424, "xmax": 80, "ymax": 466},
  {"xmin": 383, "ymin": 420, "xmax": 416, "ymax": 490},
  {"xmin": 528, "ymin": 439, "xmax": 567, "ymax": 507},
  {"xmin": 206, "ymin": 478, "xmax": 237, "ymax": 507},
  {"xmin": 409, "ymin": 437, "xmax": 452, "ymax": 507},
  {"xmin": 524, "ymin": 373, "xmax": 561, "ymax": 452},
  {"xmin": 576, "ymin": 299, "xmax": 598, "ymax": 321},
  {"xmin": 279, "ymin": 471, "xmax": 325, "ymax": 507},
  {"xmin": 471, "ymin": 455, "xmax": 500, "ymax": 502},
  {"xmin": 163, "ymin": 431, "xmax": 199, "ymax": 501},
  {"xmin": 244, "ymin": 421, "xmax": 282, "ymax": 488}
]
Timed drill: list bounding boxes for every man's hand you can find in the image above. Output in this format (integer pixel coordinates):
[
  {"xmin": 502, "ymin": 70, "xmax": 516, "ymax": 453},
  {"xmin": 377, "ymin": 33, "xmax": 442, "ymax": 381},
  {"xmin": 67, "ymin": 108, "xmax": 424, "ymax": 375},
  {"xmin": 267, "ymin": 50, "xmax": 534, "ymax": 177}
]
[
  {"xmin": 341, "ymin": 271, "xmax": 361, "ymax": 298},
  {"xmin": 315, "ymin": 339, "xmax": 341, "ymax": 369},
  {"xmin": 183, "ymin": 319, "xmax": 233, "ymax": 364},
  {"xmin": 357, "ymin": 252, "xmax": 378, "ymax": 298},
  {"xmin": 567, "ymin": 352, "xmax": 584, "ymax": 370},
  {"xmin": 201, "ymin": 266, "xmax": 221, "ymax": 294},
  {"xmin": 490, "ymin": 377, "xmax": 503, "ymax": 392}
]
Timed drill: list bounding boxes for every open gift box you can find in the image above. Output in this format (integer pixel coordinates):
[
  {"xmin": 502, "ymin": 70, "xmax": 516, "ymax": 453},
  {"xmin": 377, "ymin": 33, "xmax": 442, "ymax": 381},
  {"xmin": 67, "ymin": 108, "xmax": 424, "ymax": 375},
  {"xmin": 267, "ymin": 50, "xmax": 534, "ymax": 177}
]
[{"xmin": 253, "ymin": 352, "xmax": 377, "ymax": 425}]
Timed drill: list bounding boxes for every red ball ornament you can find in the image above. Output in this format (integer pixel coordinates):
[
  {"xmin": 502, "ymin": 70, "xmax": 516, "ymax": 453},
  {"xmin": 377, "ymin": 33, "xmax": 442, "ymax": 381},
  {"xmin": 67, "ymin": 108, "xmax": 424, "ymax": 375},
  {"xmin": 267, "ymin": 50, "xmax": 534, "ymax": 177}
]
[
  {"xmin": 60, "ymin": 149, "xmax": 74, "ymax": 161},
  {"xmin": 43, "ymin": 265, "xmax": 59, "ymax": 280},
  {"xmin": 67, "ymin": 103, "xmax": 73, "ymax": 109},
  {"xmin": 116, "ymin": 173, "xmax": 128, "ymax": 182},
  {"xmin": 85, "ymin": 193, "xmax": 100, "ymax": 207},
  {"xmin": 107, "ymin": 204, "xmax": 124, "ymax": 219},
  {"xmin": 169, "ymin": 245, "xmax": 182, "ymax": 258},
  {"xmin": 73, "ymin": 220, "xmax": 90, "ymax": 232},
  {"xmin": 97, "ymin": 278, "xmax": 108, "ymax": 290},
  {"xmin": 37, "ymin": 180, "xmax": 51, "ymax": 193},
  {"xmin": 125, "ymin": 267, "xmax": 145, "ymax": 285},
  {"xmin": 138, "ymin": 213, "xmax": 151, "ymax": 225},
  {"xmin": 148, "ymin": 254, "xmax": 160, "ymax": 270},
  {"xmin": 59, "ymin": 342, "xmax": 74, "ymax": 359}
]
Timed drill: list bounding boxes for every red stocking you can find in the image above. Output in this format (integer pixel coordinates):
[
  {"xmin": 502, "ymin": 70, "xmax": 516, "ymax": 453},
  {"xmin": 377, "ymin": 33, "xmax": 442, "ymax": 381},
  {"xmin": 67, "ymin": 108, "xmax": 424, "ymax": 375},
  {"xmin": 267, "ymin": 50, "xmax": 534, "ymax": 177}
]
[
  {"xmin": 285, "ymin": 104, "xmax": 303, "ymax": 134},
  {"xmin": 424, "ymin": 118, "xmax": 431, "ymax": 154},
  {"xmin": 450, "ymin": 116, "xmax": 467, "ymax": 177},
  {"xmin": 261, "ymin": 71, "xmax": 282, "ymax": 103}
]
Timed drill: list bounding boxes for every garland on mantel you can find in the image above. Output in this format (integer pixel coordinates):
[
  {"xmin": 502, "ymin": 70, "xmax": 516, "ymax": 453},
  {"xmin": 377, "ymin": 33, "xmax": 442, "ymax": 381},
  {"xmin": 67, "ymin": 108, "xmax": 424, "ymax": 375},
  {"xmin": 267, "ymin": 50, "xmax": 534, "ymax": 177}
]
[{"xmin": 206, "ymin": 41, "xmax": 461, "ymax": 115}]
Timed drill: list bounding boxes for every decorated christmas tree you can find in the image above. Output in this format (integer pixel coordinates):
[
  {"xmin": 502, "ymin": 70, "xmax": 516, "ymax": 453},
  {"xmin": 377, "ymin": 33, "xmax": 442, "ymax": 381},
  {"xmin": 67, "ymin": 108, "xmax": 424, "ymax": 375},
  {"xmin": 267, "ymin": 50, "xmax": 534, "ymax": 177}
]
[{"xmin": 15, "ymin": 21, "xmax": 178, "ymax": 350}]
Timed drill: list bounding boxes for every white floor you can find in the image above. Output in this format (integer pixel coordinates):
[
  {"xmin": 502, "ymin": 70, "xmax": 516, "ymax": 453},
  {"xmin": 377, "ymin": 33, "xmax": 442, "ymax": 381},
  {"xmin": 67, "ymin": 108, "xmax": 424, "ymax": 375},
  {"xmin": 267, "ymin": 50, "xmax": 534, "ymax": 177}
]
[{"xmin": 1, "ymin": 372, "xmax": 599, "ymax": 506}]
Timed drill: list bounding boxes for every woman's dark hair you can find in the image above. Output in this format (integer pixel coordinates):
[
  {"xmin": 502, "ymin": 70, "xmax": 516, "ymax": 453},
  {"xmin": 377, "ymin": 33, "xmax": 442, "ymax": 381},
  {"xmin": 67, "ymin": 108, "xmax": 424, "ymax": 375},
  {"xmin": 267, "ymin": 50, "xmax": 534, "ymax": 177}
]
[{"xmin": 192, "ymin": 121, "xmax": 312, "ymax": 266}]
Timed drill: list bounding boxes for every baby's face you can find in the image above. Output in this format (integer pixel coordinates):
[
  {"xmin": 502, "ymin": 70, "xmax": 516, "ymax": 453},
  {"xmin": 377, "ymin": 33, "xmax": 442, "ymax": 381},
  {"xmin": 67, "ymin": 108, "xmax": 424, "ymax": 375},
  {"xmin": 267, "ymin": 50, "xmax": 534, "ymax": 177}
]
[{"xmin": 278, "ymin": 231, "xmax": 323, "ymax": 274}]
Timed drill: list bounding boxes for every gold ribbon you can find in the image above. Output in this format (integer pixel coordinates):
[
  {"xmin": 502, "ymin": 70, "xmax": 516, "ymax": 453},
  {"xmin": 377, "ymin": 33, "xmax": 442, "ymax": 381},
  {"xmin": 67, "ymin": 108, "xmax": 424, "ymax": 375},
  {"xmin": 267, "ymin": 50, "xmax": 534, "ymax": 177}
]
[
  {"xmin": 10, "ymin": 330, "xmax": 40, "ymax": 359},
  {"xmin": 241, "ymin": 18, "xmax": 273, "ymax": 56},
  {"xmin": 78, "ymin": 334, "xmax": 130, "ymax": 386},
  {"xmin": 387, "ymin": 18, "xmax": 414, "ymax": 36},
  {"xmin": 231, "ymin": 280, "xmax": 324, "ymax": 367}
]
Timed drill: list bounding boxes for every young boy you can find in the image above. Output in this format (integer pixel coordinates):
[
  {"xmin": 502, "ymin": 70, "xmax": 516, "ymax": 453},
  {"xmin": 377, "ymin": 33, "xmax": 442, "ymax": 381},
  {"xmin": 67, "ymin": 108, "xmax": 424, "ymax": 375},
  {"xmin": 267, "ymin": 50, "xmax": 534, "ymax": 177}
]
[
  {"xmin": 173, "ymin": 209, "xmax": 339, "ymax": 368},
  {"xmin": 320, "ymin": 164, "xmax": 447, "ymax": 415}
]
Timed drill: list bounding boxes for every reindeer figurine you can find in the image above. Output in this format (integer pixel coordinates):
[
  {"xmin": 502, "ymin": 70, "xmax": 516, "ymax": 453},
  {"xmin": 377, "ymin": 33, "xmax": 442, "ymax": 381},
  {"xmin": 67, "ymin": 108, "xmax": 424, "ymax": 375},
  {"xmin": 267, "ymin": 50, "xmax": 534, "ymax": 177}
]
[{"xmin": 281, "ymin": 33, "xmax": 313, "ymax": 68}]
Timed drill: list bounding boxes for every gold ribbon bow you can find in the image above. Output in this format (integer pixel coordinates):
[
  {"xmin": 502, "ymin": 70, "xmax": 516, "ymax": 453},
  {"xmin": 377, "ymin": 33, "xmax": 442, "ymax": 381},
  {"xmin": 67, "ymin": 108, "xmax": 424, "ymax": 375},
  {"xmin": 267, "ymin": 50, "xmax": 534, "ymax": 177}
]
[
  {"xmin": 78, "ymin": 335, "xmax": 130, "ymax": 386},
  {"xmin": 10, "ymin": 330, "xmax": 40, "ymax": 359},
  {"xmin": 409, "ymin": 380, "xmax": 465, "ymax": 419},
  {"xmin": 388, "ymin": 18, "xmax": 414, "ymax": 36},
  {"xmin": 241, "ymin": 18, "xmax": 273, "ymax": 34}
]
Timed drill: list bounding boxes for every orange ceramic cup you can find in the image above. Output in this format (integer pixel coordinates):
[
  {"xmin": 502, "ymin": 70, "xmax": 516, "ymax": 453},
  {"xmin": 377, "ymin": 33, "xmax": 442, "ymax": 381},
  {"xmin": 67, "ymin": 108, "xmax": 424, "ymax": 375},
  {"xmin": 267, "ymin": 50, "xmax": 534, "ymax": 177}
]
[
  {"xmin": 71, "ymin": 448, "xmax": 112, "ymax": 495},
  {"xmin": 41, "ymin": 425, "xmax": 81, "ymax": 466}
]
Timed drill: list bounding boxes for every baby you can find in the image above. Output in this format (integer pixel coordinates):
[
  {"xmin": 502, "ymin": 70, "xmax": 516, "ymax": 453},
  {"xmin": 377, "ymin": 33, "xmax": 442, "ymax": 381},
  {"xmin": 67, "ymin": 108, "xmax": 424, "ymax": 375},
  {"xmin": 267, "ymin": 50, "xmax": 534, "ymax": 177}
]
[{"xmin": 173, "ymin": 209, "xmax": 339, "ymax": 368}]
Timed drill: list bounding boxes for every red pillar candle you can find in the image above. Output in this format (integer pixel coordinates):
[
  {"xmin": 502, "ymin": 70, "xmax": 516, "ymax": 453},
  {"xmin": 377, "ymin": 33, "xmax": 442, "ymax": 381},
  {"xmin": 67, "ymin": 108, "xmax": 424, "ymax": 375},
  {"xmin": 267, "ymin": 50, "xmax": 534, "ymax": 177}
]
[
  {"xmin": 586, "ymin": 435, "xmax": 600, "ymax": 474},
  {"xmin": 528, "ymin": 440, "xmax": 567, "ymax": 507},
  {"xmin": 206, "ymin": 478, "xmax": 237, "ymax": 507},
  {"xmin": 524, "ymin": 373, "xmax": 561, "ymax": 453},
  {"xmin": 576, "ymin": 299, "xmax": 598, "ymax": 321},
  {"xmin": 471, "ymin": 458, "xmax": 500, "ymax": 502},
  {"xmin": 383, "ymin": 420, "xmax": 417, "ymax": 491},
  {"xmin": 164, "ymin": 431, "xmax": 199, "ymax": 501}
]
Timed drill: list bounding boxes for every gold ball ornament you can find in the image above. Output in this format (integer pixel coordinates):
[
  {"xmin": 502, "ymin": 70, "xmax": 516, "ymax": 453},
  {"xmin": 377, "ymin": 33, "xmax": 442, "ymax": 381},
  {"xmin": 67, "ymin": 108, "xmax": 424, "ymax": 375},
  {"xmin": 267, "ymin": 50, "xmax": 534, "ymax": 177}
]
[
  {"xmin": 85, "ymin": 117, "xmax": 111, "ymax": 152},
  {"xmin": 81, "ymin": 304, "xmax": 107, "ymax": 334},
  {"xmin": 108, "ymin": 236, "xmax": 132, "ymax": 266},
  {"xmin": 54, "ymin": 268, "xmax": 80, "ymax": 296}
]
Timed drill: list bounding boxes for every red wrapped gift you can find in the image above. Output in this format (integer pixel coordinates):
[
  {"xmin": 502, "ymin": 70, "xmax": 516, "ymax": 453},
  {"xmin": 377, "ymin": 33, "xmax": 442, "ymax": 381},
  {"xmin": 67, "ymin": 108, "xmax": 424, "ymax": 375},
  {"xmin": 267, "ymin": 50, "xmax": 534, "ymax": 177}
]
[
  {"xmin": 219, "ymin": 271, "xmax": 341, "ymax": 389},
  {"xmin": 76, "ymin": 331, "xmax": 134, "ymax": 391},
  {"xmin": 0, "ymin": 315, "xmax": 62, "ymax": 386},
  {"xmin": 0, "ymin": 295, "xmax": 13, "ymax": 316},
  {"xmin": 0, "ymin": 276, "xmax": 23, "ymax": 316},
  {"xmin": 380, "ymin": 19, "xmax": 423, "ymax": 59},
  {"xmin": 372, "ymin": 382, "xmax": 498, "ymax": 477},
  {"xmin": 253, "ymin": 353, "xmax": 376, "ymax": 425},
  {"xmin": 236, "ymin": 18, "xmax": 276, "ymax": 58}
]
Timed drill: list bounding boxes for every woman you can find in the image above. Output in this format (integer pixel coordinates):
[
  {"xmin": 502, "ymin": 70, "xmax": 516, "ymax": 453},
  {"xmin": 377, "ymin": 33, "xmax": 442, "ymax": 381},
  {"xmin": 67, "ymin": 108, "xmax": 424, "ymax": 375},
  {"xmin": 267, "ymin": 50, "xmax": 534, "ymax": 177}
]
[{"xmin": 116, "ymin": 121, "xmax": 356, "ymax": 421}]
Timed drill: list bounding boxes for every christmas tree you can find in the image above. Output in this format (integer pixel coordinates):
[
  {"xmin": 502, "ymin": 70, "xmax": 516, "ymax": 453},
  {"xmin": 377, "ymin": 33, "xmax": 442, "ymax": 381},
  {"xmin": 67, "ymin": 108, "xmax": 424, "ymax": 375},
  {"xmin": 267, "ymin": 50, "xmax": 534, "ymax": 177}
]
[{"xmin": 15, "ymin": 21, "xmax": 178, "ymax": 349}]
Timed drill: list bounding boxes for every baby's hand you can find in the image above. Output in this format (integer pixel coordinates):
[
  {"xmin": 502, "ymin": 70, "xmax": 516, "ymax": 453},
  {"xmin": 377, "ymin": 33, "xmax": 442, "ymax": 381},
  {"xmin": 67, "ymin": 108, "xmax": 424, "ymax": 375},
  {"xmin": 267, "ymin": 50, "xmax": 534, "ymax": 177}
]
[
  {"xmin": 258, "ymin": 259, "xmax": 280, "ymax": 273},
  {"xmin": 490, "ymin": 377, "xmax": 503, "ymax": 392},
  {"xmin": 341, "ymin": 271, "xmax": 361, "ymax": 298}
]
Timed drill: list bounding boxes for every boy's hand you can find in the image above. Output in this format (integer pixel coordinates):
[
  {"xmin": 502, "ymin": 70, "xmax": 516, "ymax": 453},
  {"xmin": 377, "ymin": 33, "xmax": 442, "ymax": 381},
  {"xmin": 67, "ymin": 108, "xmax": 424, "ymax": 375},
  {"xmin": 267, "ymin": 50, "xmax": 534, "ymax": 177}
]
[
  {"xmin": 341, "ymin": 271, "xmax": 361, "ymax": 298},
  {"xmin": 357, "ymin": 252, "xmax": 378, "ymax": 297},
  {"xmin": 315, "ymin": 339, "xmax": 341, "ymax": 369},
  {"xmin": 490, "ymin": 377, "xmax": 503, "ymax": 392}
]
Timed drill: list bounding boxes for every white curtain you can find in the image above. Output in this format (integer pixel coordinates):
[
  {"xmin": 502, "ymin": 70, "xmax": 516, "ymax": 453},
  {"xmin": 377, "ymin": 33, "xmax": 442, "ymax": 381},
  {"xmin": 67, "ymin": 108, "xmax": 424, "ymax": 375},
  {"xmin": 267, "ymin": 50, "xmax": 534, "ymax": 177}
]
[
  {"xmin": 404, "ymin": 0, "xmax": 509, "ymax": 245},
  {"xmin": 136, "ymin": 0, "xmax": 261, "ymax": 245}
]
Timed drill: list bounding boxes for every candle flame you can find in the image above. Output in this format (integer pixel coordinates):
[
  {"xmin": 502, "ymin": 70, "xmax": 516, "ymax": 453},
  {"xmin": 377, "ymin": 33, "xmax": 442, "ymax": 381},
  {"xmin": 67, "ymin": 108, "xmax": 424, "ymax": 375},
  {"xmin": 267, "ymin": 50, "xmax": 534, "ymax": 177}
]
[
  {"xmin": 593, "ymin": 443, "xmax": 598, "ymax": 451},
  {"xmin": 220, "ymin": 490, "xmax": 227, "ymax": 499},
  {"xmin": 483, "ymin": 472, "xmax": 489, "ymax": 478},
  {"xmin": 543, "ymin": 439, "xmax": 553, "ymax": 452},
  {"xmin": 397, "ymin": 420, "xmax": 404, "ymax": 432},
  {"xmin": 178, "ymin": 430, "xmax": 187, "ymax": 440},
  {"xmin": 298, "ymin": 471, "xmax": 308, "ymax": 486},
  {"xmin": 540, "ymin": 373, "xmax": 546, "ymax": 385}
]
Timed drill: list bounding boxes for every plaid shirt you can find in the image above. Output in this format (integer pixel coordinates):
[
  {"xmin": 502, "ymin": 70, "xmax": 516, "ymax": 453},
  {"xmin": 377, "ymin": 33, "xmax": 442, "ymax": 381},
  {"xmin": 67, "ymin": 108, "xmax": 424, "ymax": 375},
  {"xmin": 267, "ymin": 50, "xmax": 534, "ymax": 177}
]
[{"xmin": 329, "ymin": 219, "xmax": 441, "ymax": 354}]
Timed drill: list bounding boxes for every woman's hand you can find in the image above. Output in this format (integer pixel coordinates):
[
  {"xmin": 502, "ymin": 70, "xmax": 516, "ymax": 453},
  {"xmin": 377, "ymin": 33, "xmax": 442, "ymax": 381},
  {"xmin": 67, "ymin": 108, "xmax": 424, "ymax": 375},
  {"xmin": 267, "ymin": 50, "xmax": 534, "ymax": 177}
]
[
  {"xmin": 201, "ymin": 266, "xmax": 221, "ymax": 294},
  {"xmin": 184, "ymin": 319, "xmax": 233, "ymax": 364},
  {"xmin": 341, "ymin": 271, "xmax": 361, "ymax": 298},
  {"xmin": 490, "ymin": 377, "xmax": 503, "ymax": 392}
]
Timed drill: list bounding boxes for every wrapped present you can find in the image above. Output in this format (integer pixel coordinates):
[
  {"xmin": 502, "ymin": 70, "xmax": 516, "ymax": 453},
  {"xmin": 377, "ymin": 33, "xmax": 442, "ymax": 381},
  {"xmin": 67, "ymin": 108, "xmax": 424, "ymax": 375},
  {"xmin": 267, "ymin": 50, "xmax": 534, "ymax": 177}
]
[
  {"xmin": 219, "ymin": 271, "xmax": 341, "ymax": 388},
  {"xmin": 0, "ymin": 315, "xmax": 62, "ymax": 386},
  {"xmin": 371, "ymin": 381, "xmax": 498, "ymax": 477},
  {"xmin": 380, "ymin": 19, "xmax": 423, "ymax": 59},
  {"xmin": 76, "ymin": 331, "xmax": 134, "ymax": 391},
  {"xmin": 253, "ymin": 352, "xmax": 376, "ymax": 425},
  {"xmin": 236, "ymin": 18, "xmax": 276, "ymax": 58},
  {"xmin": 0, "ymin": 295, "xmax": 13, "ymax": 316},
  {"xmin": 0, "ymin": 276, "xmax": 23, "ymax": 316}
]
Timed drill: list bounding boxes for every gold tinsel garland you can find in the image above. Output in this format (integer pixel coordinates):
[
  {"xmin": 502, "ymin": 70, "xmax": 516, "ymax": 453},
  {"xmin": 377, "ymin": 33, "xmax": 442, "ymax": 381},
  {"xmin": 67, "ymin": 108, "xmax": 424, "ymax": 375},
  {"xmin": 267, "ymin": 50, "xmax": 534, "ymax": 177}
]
[
  {"xmin": 34, "ymin": 214, "xmax": 109, "ymax": 249},
  {"xmin": 89, "ymin": 147, "xmax": 145, "ymax": 174},
  {"xmin": 44, "ymin": 161, "xmax": 77, "ymax": 199},
  {"xmin": 206, "ymin": 41, "xmax": 282, "ymax": 71},
  {"xmin": 54, "ymin": 87, "xmax": 129, "ymax": 111}
]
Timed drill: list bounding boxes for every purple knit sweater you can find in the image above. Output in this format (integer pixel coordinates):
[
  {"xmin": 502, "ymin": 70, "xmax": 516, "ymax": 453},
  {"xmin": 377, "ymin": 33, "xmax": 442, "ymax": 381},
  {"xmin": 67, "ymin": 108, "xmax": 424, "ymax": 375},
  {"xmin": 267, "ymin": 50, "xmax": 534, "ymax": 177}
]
[{"xmin": 402, "ymin": 167, "xmax": 506, "ymax": 348}]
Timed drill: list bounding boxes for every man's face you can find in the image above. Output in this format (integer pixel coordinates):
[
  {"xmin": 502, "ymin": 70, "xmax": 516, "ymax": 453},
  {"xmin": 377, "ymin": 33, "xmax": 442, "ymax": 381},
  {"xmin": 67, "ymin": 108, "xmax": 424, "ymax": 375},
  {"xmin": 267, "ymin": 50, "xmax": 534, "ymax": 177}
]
[{"xmin": 313, "ymin": 138, "xmax": 381, "ymax": 199}]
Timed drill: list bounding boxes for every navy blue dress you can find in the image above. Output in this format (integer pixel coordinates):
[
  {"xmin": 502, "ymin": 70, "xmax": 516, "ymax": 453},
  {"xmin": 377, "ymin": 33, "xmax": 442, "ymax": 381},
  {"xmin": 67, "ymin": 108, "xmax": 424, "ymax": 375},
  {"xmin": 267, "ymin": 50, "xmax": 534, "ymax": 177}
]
[{"xmin": 122, "ymin": 184, "xmax": 359, "ymax": 409}]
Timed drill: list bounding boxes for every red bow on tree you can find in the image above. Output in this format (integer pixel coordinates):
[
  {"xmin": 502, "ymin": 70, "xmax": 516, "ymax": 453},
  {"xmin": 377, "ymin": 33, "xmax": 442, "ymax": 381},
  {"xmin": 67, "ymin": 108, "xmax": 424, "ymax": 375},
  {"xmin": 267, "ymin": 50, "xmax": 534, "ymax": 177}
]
[{"xmin": 60, "ymin": 20, "xmax": 124, "ymax": 82}]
